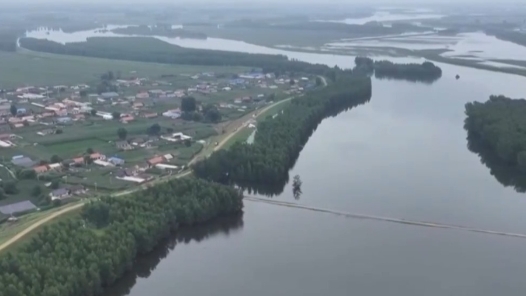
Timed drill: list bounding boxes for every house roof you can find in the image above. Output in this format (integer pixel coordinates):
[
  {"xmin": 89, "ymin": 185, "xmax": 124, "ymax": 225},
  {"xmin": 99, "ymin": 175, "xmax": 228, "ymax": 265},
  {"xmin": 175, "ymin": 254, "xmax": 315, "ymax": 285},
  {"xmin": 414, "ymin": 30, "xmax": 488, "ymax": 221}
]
[
  {"xmin": 72, "ymin": 157, "xmax": 84, "ymax": 164},
  {"xmin": 51, "ymin": 188, "xmax": 69, "ymax": 196},
  {"xmin": 69, "ymin": 185, "xmax": 85, "ymax": 192},
  {"xmin": 108, "ymin": 156, "xmax": 124, "ymax": 162},
  {"xmin": 147, "ymin": 156, "xmax": 164, "ymax": 165},
  {"xmin": 0, "ymin": 200, "xmax": 37, "ymax": 215},
  {"xmin": 116, "ymin": 141, "xmax": 130, "ymax": 146},
  {"xmin": 33, "ymin": 165, "xmax": 49, "ymax": 173},
  {"xmin": 12, "ymin": 157, "xmax": 35, "ymax": 167},
  {"xmin": 90, "ymin": 153, "xmax": 103, "ymax": 159}
]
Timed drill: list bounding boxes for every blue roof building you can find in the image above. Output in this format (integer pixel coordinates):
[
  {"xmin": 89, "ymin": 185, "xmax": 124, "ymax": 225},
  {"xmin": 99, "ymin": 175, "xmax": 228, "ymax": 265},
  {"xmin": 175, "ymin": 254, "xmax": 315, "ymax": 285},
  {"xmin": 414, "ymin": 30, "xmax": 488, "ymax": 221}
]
[{"xmin": 108, "ymin": 157, "xmax": 125, "ymax": 166}]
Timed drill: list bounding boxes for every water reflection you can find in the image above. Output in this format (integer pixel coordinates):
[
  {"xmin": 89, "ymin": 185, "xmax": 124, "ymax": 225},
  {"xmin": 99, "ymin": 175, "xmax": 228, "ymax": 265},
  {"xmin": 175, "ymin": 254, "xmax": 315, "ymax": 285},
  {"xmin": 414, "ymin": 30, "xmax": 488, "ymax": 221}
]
[
  {"xmin": 241, "ymin": 96, "xmax": 371, "ymax": 198},
  {"xmin": 374, "ymin": 72, "xmax": 442, "ymax": 84},
  {"xmin": 103, "ymin": 213, "xmax": 244, "ymax": 296},
  {"xmin": 467, "ymin": 131, "xmax": 526, "ymax": 193}
]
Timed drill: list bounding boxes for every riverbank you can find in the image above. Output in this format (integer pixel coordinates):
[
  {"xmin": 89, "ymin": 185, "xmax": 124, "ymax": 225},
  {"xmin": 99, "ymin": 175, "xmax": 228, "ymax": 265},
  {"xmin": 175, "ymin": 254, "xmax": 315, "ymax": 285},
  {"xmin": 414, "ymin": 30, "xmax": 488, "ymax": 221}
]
[{"xmin": 0, "ymin": 89, "xmax": 305, "ymax": 254}]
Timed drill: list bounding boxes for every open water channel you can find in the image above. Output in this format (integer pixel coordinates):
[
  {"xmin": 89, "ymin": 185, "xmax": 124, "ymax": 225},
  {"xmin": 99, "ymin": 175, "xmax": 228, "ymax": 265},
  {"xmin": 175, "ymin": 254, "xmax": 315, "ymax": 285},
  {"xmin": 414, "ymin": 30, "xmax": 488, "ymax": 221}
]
[{"xmin": 25, "ymin": 28, "xmax": 526, "ymax": 296}]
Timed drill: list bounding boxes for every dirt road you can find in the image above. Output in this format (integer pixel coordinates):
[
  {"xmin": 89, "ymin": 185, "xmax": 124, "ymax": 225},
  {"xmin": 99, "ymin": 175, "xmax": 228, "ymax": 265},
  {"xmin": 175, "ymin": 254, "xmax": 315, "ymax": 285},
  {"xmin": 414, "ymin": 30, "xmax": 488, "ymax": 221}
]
[
  {"xmin": 212, "ymin": 96, "xmax": 295, "ymax": 152},
  {"xmin": 0, "ymin": 202, "xmax": 84, "ymax": 253}
]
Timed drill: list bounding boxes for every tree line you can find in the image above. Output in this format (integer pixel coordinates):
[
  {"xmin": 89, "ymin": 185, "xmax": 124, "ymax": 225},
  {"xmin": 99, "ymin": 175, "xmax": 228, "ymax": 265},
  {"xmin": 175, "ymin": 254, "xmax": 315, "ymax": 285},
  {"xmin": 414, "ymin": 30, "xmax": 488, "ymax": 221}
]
[
  {"xmin": 0, "ymin": 178, "xmax": 243, "ymax": 296},
  {"xmin": 485, "ymin": 28, "xmax": 526, "ymax": 48},
  {"xmin": 192, "ymin": 72, "xmax": 372, "ymax": 195},
  {"xmin": 354, "ymin": 57, "xmax": 442, "ymax": 83},
  {"xmin": 112, "ymin": 25, "xmax": 207, "ymax": 39},
  {"xmin": 224, "ymin": 19, "xmax": 429, "ymax": 36},
  {"xmin": 18, "ymin": 37, "xmax": 337, "ymax": 79},
  {"xmin": 464, "ymin": 95, "xmax": 526, "ymax": 175}
]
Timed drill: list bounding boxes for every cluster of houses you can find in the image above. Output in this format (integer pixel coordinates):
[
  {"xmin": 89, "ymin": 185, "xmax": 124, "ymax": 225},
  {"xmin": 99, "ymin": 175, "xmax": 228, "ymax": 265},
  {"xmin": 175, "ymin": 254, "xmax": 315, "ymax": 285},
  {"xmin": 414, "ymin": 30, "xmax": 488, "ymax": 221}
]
[{"xmin": 9, "ymin": 132, "xmax": 189, "ymax": 176}]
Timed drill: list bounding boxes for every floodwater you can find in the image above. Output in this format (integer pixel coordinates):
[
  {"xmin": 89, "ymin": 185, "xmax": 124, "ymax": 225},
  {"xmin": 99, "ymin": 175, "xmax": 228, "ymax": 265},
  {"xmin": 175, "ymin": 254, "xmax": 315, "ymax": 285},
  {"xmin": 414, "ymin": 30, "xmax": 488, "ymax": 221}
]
[
  {"xmin": 24, "ymin": 25, "xmax": 423, "ymax": 66},
  {"xmin": 325, "ymin": 10, "xmax": 444, "ymax": 25},
  {"xmin": 326, "ymin": 32, "xmax": 526, "ymax": 63},
  {"xmin": 28, "ymin": 28, "xmax": 526, "ymax": 295}
]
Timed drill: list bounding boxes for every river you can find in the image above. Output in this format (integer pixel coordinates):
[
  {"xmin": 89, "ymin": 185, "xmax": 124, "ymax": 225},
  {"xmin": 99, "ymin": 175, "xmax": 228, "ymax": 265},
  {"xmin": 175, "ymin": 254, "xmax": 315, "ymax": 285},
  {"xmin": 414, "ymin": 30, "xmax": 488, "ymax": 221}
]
[
  {"xmin": 26, "ymin": 29, "xmax": 526, "ymax": 295},
  {"xmin": 104, "ymin": 64, "xmax": 526, "ymax": 296}
]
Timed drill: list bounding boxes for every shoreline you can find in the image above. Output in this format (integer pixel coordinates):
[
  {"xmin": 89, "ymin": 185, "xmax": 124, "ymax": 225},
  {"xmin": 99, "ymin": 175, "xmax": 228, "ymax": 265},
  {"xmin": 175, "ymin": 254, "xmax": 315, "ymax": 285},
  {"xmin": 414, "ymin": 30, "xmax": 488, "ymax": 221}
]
[{"xmin": 0, "ymin": 91, "xmax": 304, "ymax": 254}]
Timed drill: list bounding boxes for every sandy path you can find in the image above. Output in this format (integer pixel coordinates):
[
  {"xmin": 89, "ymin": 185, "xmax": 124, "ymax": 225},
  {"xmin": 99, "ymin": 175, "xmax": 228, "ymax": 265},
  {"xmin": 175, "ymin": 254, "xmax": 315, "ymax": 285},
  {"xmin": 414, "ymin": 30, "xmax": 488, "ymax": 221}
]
[{"xmin": 0, "ymin": 203, "xmax": 83, "ymax": 253}]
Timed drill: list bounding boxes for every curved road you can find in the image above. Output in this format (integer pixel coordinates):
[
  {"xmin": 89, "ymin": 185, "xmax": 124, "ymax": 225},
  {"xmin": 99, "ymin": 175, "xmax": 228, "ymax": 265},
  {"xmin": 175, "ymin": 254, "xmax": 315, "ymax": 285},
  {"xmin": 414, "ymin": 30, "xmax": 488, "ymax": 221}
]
[
  {"xmin": 0, "ymin": 202, "xmax": 84, "ymax": 253},
  {"xmin": 0, "ymin": 93, "xmax": 303, "ymax": 253}
]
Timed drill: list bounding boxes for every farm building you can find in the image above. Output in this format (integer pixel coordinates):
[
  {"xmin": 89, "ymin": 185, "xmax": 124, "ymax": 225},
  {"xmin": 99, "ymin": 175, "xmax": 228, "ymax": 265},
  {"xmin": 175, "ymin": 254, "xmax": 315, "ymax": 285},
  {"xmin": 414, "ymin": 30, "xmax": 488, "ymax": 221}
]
[
  {"xmin": 0, "ymin": 201, "xmax": 37, "ymax": 215},
  {"xmin": 50, "ymin": 188, "xmax": 70, "ymax": 201},
  {"xmin": 116, "ymin": 141, "xmax": 133, "ymax": 150},
  {"xmin": 147, "ymin": 156, "xmax": 164, "ymax": 167}
]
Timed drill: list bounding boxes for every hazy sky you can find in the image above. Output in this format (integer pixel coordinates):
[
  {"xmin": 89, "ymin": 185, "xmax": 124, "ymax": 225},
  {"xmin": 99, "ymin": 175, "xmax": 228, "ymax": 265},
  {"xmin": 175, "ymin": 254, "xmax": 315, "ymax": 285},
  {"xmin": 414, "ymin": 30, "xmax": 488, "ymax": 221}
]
[{"xmin": 0, "ymin": 0, "xmax": 521, "ymax": 3}]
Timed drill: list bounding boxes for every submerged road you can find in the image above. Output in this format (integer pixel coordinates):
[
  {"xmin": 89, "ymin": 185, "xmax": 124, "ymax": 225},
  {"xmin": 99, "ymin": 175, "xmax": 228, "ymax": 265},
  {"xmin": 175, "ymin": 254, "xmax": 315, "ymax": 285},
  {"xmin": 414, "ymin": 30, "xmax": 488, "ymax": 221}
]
[{"xmin": 244, "ymin": 196, "xmax": 526, "ymax": 239}]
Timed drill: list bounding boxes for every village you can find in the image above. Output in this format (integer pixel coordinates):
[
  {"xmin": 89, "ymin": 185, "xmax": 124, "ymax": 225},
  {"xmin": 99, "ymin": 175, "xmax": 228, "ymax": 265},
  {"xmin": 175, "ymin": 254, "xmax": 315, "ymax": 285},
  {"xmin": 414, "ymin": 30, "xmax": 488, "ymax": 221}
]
[{"xmin": 0, "ymin": 68, "xmax": 318, "ymax": 220}]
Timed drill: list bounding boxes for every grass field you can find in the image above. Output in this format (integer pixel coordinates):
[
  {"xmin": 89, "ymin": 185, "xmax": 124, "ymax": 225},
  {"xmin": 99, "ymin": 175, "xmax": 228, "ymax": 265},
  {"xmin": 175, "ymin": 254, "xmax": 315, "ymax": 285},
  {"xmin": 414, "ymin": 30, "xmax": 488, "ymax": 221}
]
[
  {"xmin": 42, "ymin": 138, "xmax": 111, "ymax": 158},
  {"xmin": 0, "ymin": 166, "xmax": 15, "ymax": 182},
  {"xmin": 0, "ymin": 179, "xmax": 48, "ymax": 207},
  {"xmin": 0, "ymin": 49, "xmax": 248, "ymax": 88}
]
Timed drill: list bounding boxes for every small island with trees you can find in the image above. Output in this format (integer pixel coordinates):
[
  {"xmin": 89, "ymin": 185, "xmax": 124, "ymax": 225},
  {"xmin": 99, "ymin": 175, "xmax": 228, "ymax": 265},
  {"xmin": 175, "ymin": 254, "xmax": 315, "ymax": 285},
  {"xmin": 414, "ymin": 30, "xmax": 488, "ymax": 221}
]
[
  {"xmin": 464, "ymin": 95, "xmax": 526, "ymax": 192},
  {"xmin": 354, "ymin": 57, "xmax": 443, "ymax": 83}
]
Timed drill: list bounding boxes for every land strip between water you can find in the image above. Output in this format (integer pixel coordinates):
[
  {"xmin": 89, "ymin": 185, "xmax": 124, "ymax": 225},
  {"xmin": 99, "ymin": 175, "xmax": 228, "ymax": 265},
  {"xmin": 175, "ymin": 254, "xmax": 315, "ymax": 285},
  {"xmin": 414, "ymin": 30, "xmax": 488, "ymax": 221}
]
[{"xmin": 244, "ymin": 196, "xmax": 526, "ymax": 239}]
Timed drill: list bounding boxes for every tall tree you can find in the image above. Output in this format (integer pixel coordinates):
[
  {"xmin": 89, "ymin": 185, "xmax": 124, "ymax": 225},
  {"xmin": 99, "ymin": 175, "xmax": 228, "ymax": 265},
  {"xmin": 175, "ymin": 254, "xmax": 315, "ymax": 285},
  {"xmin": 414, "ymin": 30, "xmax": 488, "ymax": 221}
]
[
  {"xmin": 181, "ymin": 96, "xmax": 197, "ymax": 112},
  {"xmin": 117, "ymin": 128, "xmax": 128, "ymax": 140}
]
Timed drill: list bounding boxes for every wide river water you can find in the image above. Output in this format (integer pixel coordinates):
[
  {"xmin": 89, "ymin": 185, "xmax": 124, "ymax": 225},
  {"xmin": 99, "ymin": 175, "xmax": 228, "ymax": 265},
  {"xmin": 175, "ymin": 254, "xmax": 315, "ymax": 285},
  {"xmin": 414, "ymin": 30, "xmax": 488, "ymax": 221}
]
[{"xmin": 27, "ymin": 30, "xmax": 526, "ymax": 295}]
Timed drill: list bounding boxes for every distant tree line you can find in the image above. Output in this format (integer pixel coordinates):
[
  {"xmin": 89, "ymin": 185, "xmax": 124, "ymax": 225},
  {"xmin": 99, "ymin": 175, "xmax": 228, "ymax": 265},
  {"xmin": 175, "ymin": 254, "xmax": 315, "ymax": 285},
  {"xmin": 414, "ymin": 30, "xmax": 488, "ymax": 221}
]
[
  {"xmin": 224, "ymin": 19, "xmax": 429, "ymax": 37},
  {"xmin": 192, "ymin": 73, "xmax": 372, "ymax": 195},
  {"xmin": 354, "ymin": 57, "xmax": 442, "ymax": 83},
  {"xmin": 18, "ymin": 37, "xmax": 339, "ymax": 80},
  {"xmin": 0, "ymin": 178, "xmax": 243, "ymax": 296},
  {"xmin": 464, "ymin": 96, "xmax": 526, "ymax": 180},
  {"xmin": 485, "ymin": 28, "xmax": 526, "ymax": 48},
  {"xmin": 112, "ymin": 25, "xmax": 207, "ymax": 39}
]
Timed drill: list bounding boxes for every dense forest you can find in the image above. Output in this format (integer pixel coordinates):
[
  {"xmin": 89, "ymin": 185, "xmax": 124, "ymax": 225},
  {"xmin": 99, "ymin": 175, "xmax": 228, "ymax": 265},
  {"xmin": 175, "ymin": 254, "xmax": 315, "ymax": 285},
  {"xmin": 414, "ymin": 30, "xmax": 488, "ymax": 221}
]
[
  {"xmin": 464, "ymin": 95, "xmax": 526, "ymax": 188},
  {"xmin": 467, "ymin": 131, "xmax": 526, "ymax": 193},
  {"xmin": 0, "ymin": 178, "xmax": 243, "ymax": 296},
  {"xmin": 18, "ymin": 37, "xmax": 336, "ymax": 78},
  {"xmin": 112, "ymin": 25, "xmax": 207, "ymax": 39},
  {"xmin": 192, "ymin": 73, "xmax": 372, "ymax": 195},
  {"xmin": 354, "ymin": 57, "xmax": 442, "ymax": 82}
]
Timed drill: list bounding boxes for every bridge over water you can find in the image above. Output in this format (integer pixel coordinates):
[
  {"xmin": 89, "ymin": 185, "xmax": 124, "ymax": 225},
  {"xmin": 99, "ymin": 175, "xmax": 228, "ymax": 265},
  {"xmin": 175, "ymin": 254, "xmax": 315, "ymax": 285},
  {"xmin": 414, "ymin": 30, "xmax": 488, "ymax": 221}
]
[{"xmin": 244, "ymin": 196, "xmax": 526, "ymax": 239}]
